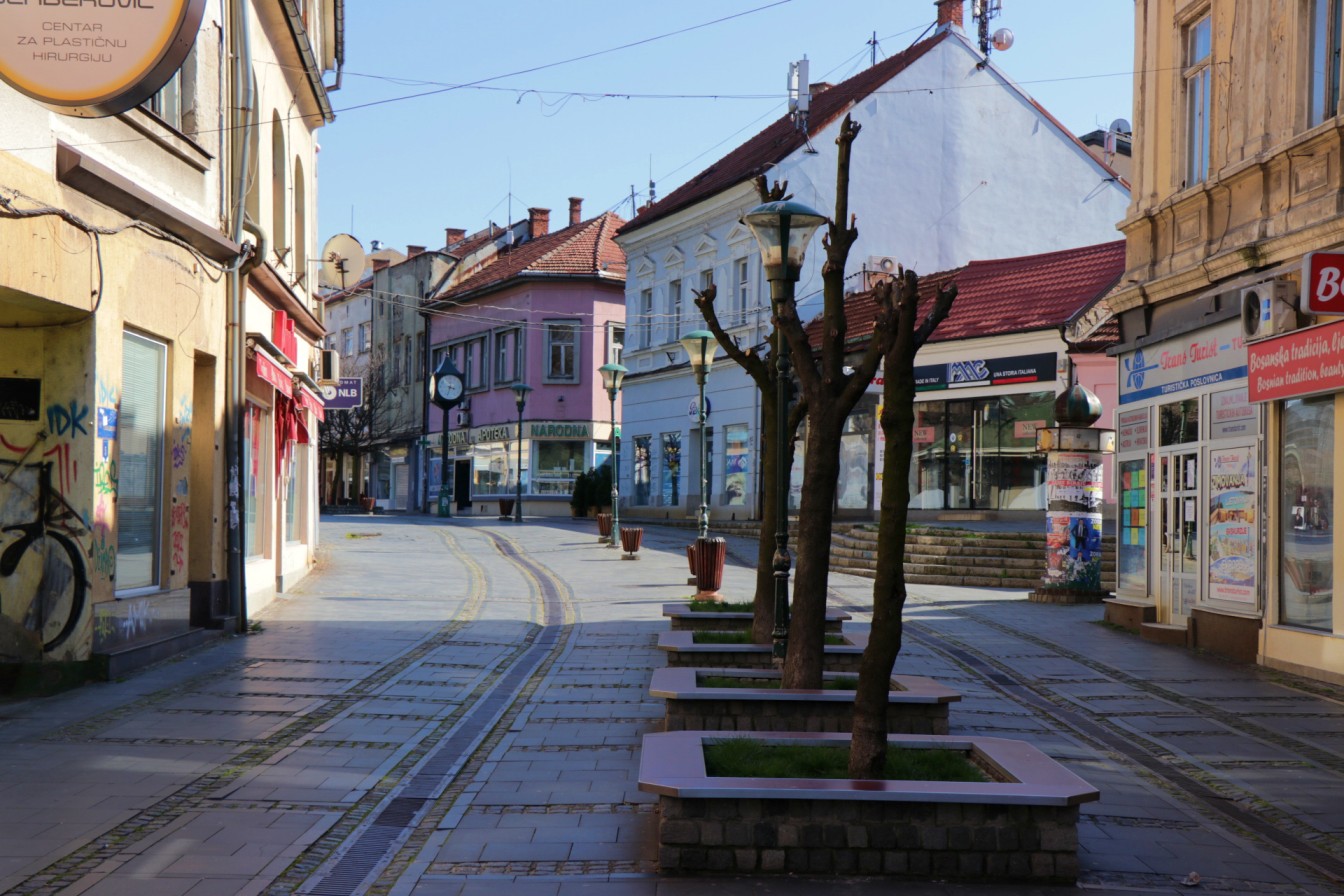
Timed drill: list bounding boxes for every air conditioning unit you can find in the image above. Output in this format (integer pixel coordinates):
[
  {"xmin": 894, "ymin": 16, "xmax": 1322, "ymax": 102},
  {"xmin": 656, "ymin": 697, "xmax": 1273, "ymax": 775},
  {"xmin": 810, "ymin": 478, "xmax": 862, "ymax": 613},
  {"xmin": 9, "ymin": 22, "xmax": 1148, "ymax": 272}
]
[
  {"xmin": 1240, "ymin": 280, "xmax": 1298, "ymax": 342},
  {"xmin": 454, "ymin": 408, "xmax": 471, "ymax": 428},
  {"xmin": 865, "ymin": 255, "xmax": 898, "ymax": 290},
  {"xmin": 318, "ymin": 348, "xmax": 340, "ymax": 383}
]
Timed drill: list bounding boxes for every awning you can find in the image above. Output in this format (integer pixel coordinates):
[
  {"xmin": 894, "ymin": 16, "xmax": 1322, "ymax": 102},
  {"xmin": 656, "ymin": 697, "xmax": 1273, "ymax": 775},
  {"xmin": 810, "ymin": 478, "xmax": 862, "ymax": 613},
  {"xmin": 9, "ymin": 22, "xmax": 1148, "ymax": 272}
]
[
  {"xmin": 253, "ymin": 350, "xmax": 293, "ymax": 397},
  {"xmin": 295, "ymin": 382, "xmax": 326, "ymax": 422}
]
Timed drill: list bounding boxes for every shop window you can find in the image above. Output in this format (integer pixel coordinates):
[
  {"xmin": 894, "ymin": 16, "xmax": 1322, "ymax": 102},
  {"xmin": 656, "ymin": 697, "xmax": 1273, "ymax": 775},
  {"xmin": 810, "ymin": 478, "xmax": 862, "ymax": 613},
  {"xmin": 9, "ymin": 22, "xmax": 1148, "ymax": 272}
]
[
  {"xmin": 1281, "ymin": 396, "xmax": 1334, "ymax": 631},
  {"xmin": 1118, "ymin": 458, "xmax": 1148, "ymax": 595},
  {"xmin": 285, "ymin": 448, "xmax": 304, "ymax": 543},
  {"xmin": 633, "ymin": 436, "xmax": 652, "ymax": 504},
  {"xmin": 661, "ymin": 432, "xmax": 682, "ymax": 506},
  {"xmin": 724, "ymin": 425, "xmax": 749, "ymax": 506},
  {"xmin": 535, "ymin": 441, "xmax": 584, "ymax": 495},
  {"xmin": 1310, "ymin": 0, "xmax": 1344, "ymax": 128},
  {"xmin": 243, "ymin": 402, "xmax": 267, "ymax": 557},
  {"xmin": 1159, "ymin": 398, "xmax": 1200, "ymax": 445},
  {"xmin": 1183, "ymin": 13, "xmax": 1212, "ymax": 186},
  {"xmin": 116, "ymin": 332, "xmax": 167, "ymax": 592}
]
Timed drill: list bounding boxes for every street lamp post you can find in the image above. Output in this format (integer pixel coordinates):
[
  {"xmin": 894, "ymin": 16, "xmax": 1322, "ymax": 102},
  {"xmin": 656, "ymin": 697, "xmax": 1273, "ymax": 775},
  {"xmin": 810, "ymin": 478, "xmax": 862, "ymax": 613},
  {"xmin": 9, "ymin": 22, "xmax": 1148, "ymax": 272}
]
[
  {"xmin": 510, "ymin": 382, "xmax": 532, "ymax": 522},
  {"xmin": 679, "ymin": 331, "xmax": 715, "ymax": 540},
  {"xmin": 742, "ymin": 199, "xmax": 826, "ymax": 661},
  {"xmin": 598, "ymin": 362, "xmax": 627, "ymax": 548}
]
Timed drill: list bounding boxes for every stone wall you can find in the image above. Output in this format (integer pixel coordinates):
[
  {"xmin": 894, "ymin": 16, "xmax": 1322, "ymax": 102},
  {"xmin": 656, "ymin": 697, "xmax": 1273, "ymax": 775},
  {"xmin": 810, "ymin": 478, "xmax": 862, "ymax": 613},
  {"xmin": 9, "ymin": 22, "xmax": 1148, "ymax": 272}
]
[{"xmin": 658, "ymin": 795, "xmax": 1081, "ymax": 881}]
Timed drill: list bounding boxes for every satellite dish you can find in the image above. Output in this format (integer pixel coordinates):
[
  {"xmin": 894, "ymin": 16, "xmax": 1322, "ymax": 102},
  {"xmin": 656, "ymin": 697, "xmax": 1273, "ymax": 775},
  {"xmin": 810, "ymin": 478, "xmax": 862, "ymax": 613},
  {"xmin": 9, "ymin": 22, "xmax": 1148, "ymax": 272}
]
[
  {"xmin": 991, "ymin": 28, "xmax": 1014, "ymax": 52},
  {"xmin": 1109, "ymin": 118, "xmax": 1132, "ymax": 137},
  {"xmin": 319, "ymin": 233, "xmax": 366, "ymax": 289}
]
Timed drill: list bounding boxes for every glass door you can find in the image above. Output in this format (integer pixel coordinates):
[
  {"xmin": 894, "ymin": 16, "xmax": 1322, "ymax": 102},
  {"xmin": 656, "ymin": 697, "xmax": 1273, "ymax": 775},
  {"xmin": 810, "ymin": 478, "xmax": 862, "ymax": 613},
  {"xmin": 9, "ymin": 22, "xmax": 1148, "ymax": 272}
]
[{"xmin": 1157, "ymin": 449, "xmax": 1201, "ymax": 624}]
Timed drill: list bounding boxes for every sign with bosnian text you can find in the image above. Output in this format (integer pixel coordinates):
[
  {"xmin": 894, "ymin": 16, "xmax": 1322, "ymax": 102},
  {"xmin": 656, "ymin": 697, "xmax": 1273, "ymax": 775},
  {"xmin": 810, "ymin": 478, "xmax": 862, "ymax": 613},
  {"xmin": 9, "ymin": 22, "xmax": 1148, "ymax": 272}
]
[
  {"xmin": 1247, "ymin": 319, "xmax": 1344, "ymax": 403},
  {"xmin": 0, "ymin": 0, "xmax": 206, "ymax": 118}
]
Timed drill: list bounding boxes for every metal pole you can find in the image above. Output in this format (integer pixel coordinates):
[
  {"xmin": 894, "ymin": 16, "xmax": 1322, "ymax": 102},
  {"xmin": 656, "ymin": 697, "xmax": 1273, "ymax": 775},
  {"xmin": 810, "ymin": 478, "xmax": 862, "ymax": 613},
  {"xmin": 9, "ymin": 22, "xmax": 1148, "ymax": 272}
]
[
  {"xmin": 513, "ymin": 401, "xmax": 525, "ymax": 522},
  {"xmin": 610, "ymin": 389, "xmax": 621, "ymax": 548},
  {"xmin": 439, "ymin": 425, "xmax": 450, "ymax": 518},
  {"xmin": 771, "ymin": 276, "xmax": 793, "ymax": 662},
  {"xmin": 697, "ymin": 369, "xmax": 708, "ymax": 540}
]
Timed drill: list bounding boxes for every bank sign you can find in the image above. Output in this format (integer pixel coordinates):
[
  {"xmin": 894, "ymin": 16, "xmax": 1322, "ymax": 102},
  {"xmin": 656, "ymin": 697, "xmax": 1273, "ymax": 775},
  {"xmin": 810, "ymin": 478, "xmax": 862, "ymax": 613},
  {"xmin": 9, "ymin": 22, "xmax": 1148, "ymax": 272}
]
[
  {"xmin": 1118, "ymin": 320, "xmax": 1246, "ymax": 404},
  {"xmin": 0, "ymin": 0, "xmax": 206, "ymax": 117},
  {"xmin": 320, "ymin": 377, "xmax": 362, "ymax": 411}
]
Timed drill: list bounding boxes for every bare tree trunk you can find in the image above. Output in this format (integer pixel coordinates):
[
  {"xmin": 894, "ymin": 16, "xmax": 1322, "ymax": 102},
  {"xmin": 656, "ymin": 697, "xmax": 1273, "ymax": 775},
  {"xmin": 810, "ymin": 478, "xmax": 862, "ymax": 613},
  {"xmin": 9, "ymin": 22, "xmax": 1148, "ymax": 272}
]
[{"xmin": 850, "ymin": 271, "xmax": 957, "ymax": 778}]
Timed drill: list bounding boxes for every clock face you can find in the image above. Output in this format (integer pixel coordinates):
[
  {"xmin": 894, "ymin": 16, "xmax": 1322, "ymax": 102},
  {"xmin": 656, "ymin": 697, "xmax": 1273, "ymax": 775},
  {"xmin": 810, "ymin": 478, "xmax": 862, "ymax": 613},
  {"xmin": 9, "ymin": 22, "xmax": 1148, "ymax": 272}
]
[{"xmin": 436, "ymin": 375, "xmax": 464, "ymax": 401}]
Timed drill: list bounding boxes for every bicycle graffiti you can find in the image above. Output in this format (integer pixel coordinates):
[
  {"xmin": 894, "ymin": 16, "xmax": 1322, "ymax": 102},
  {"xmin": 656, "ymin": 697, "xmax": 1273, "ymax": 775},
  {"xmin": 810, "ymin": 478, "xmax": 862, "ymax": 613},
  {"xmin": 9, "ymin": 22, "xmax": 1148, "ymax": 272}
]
[{"xmin": 0, "ymin": 460, "xmax": 89, "ymax": 653}]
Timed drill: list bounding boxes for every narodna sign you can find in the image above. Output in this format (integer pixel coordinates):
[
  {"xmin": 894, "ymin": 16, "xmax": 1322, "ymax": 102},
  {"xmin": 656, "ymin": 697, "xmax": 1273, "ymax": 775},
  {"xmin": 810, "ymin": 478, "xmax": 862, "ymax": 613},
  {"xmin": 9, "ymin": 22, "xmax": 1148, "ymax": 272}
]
[{"xmin": 0, "ymin": 0, "xmax": 206, "ymax": 118}]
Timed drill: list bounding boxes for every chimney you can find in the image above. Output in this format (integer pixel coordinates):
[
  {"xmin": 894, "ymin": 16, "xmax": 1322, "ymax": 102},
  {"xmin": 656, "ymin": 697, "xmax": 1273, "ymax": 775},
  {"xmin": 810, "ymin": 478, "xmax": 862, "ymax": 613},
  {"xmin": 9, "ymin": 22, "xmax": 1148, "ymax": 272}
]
[
  {"xmin": 935, "ymin": 0, "xmax": 963, "ymax": 28},
  {"xmin": 444, "ymin": 227, "xmax": 466, "ymax": 246},
  {"xmin": 407, "ymin": 245, "xmax": 426, "ymax": 257},
  {"xmin": 373, "ymin": 258, "xmax": 390, "ymax": 272},
  {"xmin": 568, "ymin": 197, "xmax": 583, "ymax": 226},
  {"xmin": 528, "ymin": 207, "xmax": 550, "ymax": 238}
]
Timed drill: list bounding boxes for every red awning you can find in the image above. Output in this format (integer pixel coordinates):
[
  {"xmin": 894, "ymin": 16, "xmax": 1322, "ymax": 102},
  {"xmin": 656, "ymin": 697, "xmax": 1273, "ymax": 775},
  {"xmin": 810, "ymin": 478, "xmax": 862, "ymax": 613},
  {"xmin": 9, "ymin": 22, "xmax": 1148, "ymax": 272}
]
[
  {"xmin": 296, "ymin": 383, "xmax": 326, "ymax": 422},
  {"xmin": 254, "ymin": 350, "xmax": 292, "ymax": 397}
]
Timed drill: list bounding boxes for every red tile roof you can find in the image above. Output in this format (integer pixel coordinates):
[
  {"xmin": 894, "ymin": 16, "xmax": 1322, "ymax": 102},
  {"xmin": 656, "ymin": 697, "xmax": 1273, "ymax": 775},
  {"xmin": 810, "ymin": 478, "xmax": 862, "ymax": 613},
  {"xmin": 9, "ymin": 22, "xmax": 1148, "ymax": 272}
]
[
  {"xmin": 805, "ymin": 240, "xmax": 1125, "ymax": 349},
  {"xmin": 429, "ymin": 212, "xmax": 628, "ymax": 305},
  {"xmin": 617, "ymin": 33, "xmax": 947, "ymax": 238}
]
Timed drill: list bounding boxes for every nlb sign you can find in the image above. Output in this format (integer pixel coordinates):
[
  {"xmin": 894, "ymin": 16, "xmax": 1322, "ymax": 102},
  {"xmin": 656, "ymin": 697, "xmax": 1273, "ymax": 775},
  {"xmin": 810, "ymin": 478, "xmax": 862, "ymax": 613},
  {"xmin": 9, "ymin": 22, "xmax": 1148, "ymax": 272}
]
[
  {"xmin": 0, "ymin": 0, "xmax": 206, "ymax": 118},
  {"xmin": 1303, "ymin": 251, "xmax": 1344, "ymax": 315}
]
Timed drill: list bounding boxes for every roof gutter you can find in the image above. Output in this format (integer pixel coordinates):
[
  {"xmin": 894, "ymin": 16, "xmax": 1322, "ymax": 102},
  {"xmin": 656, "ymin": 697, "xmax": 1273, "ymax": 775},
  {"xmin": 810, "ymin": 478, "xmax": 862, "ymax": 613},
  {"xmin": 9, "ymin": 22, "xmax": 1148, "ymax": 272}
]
[{"xmin": 280, "ymin": 0, "xmax": 335, "ymax": 123}]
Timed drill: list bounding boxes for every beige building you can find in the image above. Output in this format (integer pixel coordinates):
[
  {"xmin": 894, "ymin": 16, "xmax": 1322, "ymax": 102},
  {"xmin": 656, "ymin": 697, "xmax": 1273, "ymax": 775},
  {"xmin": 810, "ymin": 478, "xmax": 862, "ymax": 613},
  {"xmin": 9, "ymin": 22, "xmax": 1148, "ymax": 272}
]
[
  {"xmin": 0, "ymin": 1, "xmax": 341, "ymax": 684},
  {"xmin": 1105, "ymin": 1, "xmax": 1344, "ymax": 682}
]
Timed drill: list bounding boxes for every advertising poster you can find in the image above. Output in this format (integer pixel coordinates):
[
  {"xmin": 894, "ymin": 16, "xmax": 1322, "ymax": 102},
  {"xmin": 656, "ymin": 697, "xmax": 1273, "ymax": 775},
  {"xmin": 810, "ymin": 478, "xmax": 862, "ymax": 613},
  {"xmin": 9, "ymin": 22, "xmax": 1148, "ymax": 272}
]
[
  {"xmin": 724, "ymin": 426, "xmax": 749, "ymax": 506},
  {"xmin": 1043, "ymin": 452, "xmax": 1104, "ymax": 591},
  {"xmin": 1208, "ymin": 447, "xmax": 1257, "ymax": 604}
]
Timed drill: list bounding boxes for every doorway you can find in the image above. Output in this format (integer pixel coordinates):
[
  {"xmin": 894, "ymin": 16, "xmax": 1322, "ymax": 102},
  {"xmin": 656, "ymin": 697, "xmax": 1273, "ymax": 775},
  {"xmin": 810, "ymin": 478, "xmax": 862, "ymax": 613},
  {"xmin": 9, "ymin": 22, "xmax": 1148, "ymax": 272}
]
[
  {"xmin": 454, "ymin": 459, "xmax": 472, "ymax": 510},
  {"xmin": 1157, "ymin": 448, "xmax": 1201, "ymax": 624}
]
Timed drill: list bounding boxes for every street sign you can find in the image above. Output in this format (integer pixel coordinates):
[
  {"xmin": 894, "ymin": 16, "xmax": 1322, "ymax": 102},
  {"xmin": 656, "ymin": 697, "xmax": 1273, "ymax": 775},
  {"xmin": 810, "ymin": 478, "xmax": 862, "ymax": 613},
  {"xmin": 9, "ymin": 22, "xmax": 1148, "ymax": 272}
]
[
  {"xmin": 1303, "ymin": 251, "xmax": 1344, "ymax": 314},
  {"xmin": 321, "ymin": 376, "xmax": 363, "ymax": 410}
]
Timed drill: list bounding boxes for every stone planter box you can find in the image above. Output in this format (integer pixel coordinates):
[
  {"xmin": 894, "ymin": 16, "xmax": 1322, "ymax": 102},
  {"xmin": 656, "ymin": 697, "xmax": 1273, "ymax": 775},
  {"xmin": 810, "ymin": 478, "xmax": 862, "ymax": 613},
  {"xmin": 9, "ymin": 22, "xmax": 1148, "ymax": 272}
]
[
  {"xmin": 651, "ymin": 667, "xmax": 959, "ymax": 734},
  {"xmin": 657, "ymin": 630, "xmax": 867, "ymax": 672},
  {"xmin": 639, "ymin": 730, "xmax": 1098, "ymax": 882},
  {"xmin": 663, "ymin": 603, "xmax": 850, "ymax": 634}
]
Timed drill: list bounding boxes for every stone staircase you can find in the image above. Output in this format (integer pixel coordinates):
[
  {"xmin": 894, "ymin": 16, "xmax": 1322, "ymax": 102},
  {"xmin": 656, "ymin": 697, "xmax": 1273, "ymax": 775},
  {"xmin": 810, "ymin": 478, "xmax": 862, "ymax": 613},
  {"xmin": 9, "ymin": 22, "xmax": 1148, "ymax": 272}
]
[{"xmin": 830, "ymin": 525, "xmax": 1116, "ymax": 591}]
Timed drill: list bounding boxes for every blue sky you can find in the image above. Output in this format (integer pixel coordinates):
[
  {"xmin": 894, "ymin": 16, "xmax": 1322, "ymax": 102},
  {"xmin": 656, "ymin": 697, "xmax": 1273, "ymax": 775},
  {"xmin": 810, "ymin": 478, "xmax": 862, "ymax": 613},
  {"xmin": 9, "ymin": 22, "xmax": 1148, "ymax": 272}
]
[{"xmin": 315, "ymin": 1, "xmax": 1135, "ymax": 255}]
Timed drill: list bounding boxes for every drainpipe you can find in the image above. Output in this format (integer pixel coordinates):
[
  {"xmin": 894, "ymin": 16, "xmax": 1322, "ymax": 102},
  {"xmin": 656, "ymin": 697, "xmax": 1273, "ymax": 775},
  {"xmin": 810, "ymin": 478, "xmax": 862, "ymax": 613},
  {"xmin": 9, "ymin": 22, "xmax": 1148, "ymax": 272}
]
[{"xmin": 226, "ymin": 0, "xmax": 257, "ymax": 633}]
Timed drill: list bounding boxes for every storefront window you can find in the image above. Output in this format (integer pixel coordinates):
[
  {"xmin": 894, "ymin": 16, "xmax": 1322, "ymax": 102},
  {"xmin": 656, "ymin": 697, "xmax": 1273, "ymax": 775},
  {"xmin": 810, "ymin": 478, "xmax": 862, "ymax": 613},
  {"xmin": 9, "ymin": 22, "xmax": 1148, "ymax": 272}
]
[
  {"xmin": 1159, "ymin": 398, "xmax": 1200, "ymax": 445},
  {"xmin": 634, "ymin": 436, "xmax": 652, "ymax": 504},
  {"xmin": 1117, "ymin": 458, "xmax": 1148, "ymax": 595},
  {"xmin": 243, "ymin": 402, "xmax": 266, "ymax": 558},
  {"xmin": 117, "ymin": 332, "xmax": 166, "ymax": 590},
  {"xmin": 473, "ymin": 442, "xmax": 511, "ymax": 494},
  {"xmin": 661, "ymin": 432, "xmax": 681, "ymax": 507},
  {"xmin": 535, "ymin": 440, "xmax": 584, "ymax": 495},
  {"xmin": 284, "ymin": 449, "xmax": 301, "ymax": 543},
  {"xmin": 1281, "ymin": 396, "xmax": 1333, "ymax": 631},
  {"xmin": 724, "ymin": 425, "xmax": 750, "ymax": 506}
]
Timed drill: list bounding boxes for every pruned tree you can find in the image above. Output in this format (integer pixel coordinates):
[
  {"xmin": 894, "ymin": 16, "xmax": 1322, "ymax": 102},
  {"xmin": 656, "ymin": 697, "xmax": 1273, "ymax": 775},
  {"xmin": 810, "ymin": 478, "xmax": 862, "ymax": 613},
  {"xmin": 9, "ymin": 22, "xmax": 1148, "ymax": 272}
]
[
  {"xmin": 772, "ymin": 115, "xmax": 901, "ymax": 689},
  {"xmin": 318, "ymin": 350, "xmax": 416, "ymax": 503},
  {"xmin": 848, "ymin": 268, "xmax": 956, "ymax": 778}
]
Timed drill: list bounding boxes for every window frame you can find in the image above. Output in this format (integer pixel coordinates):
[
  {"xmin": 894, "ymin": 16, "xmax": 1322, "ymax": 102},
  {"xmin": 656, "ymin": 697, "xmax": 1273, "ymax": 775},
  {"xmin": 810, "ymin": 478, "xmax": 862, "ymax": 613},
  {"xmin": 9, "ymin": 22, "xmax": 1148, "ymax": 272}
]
[
  {"xmin": 544, "ymin": 320, "xmax": 580, "ymax": 383},
  {"xmin": 1183, "ymin": 12, "xmax": 1213, "ymax": 187},
  {"xmin": 1309, "ymin": 0, "xmax": 1344, "ymax": 128}
]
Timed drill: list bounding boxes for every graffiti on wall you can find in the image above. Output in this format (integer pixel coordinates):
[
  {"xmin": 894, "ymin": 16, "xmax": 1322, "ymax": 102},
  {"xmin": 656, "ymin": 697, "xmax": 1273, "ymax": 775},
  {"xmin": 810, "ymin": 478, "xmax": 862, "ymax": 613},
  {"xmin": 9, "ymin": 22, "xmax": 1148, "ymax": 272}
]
[
  {"xmin": 169, "ymin": 396, "xmax": 190, "ymax": 578},
  {"xmin": 0, "ymin": 454, "xmax": 89, "ymax": 656}
]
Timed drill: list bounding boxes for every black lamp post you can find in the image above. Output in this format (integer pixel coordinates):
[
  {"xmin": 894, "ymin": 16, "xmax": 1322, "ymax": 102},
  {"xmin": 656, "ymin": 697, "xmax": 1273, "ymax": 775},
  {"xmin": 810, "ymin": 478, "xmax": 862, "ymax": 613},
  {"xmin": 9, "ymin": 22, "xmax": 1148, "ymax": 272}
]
[
  {"xmin": 678, "ymin": 330, "xmax": 715, "ymax": 540},
  {"xmin": 598, "ymin": 362, "xmax": 627, "ymax": 547},
  {"xmin": 510, "ymin": 382, "xmax": 532, "ymax": 522},
  {"xmin": 742, "ymin": 199, "xmax": 826, "ymax": 661}
]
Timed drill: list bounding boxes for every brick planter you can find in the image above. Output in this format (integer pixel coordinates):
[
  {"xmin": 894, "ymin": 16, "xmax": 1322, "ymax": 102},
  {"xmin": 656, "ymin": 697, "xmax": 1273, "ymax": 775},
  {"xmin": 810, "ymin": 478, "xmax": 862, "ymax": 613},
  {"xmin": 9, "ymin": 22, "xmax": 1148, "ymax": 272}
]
[
  {"xmin": 662, "ymin": 604, "xmax": 849, "ymax": 634},
  {"xmin": 651, "ymin": 667, "xmax": 959, "ymax": 734},
  {"xmin": 657, "ymin": 631, "xmax": 867, "ymax": 672},
  {"xmin": 639, "ymin": 730, "xmax": 1098, "ymax": 882}
]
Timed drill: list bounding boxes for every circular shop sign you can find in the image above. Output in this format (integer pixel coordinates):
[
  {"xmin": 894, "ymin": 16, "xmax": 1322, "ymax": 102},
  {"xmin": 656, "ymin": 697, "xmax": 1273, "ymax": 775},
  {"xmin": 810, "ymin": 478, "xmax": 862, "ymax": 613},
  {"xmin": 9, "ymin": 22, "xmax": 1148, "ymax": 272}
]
[{"xmin": 0, "ymin": 0, "xmax": 207, "ymax": 118}]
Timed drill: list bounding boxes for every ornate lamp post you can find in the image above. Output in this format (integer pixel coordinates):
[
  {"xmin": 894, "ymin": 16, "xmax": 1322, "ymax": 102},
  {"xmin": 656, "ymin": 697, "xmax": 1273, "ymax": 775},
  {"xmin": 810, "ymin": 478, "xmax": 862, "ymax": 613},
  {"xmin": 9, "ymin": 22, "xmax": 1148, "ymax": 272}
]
[
  {"xmin": 510, "ymin": 382, "xmax": 532, "ymax": 522},
  {"xmin": 742, "ymin": 199, "xmax": 826, "ymax": 660},
  {"xmin": 679, "ymin": 331, "xmax": 715, "ymax": 539},
  {"xmin": 598, "ymin": 362, "xmax": 627, "ymax": 548}
]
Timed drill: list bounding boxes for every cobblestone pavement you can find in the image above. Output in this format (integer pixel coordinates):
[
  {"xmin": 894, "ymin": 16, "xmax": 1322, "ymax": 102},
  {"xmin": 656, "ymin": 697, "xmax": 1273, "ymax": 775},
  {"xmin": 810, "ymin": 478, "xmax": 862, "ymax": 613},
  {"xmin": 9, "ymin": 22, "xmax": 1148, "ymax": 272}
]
[{"xmin": 1, "ymin": 515, "xmax": 1342, "ymax": 895}]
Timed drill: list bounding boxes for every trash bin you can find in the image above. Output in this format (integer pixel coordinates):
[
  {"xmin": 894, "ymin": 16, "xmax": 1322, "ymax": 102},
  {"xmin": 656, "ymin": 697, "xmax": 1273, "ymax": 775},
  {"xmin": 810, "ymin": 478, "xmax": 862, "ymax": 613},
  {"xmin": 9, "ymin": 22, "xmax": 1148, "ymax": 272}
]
[
  {"xmin": 437, "ymin": 488, "xmax": 452, "ymax": 518},
  {"xmin": 621, "ymin": 527, "xmax": 644, "ymax": 559}
]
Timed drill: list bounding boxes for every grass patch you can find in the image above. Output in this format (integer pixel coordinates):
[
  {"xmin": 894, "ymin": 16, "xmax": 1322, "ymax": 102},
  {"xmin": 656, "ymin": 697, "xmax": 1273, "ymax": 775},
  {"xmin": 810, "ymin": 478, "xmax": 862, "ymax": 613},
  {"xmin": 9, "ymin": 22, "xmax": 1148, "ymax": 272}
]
[
  {"xmin": 697, "ymin": 674, "xmax": 859, "ymax": 690},
  {"xmin": 704, "ymin": 738, "xmax": 989, "ymax": 782},
  {"xmin": 345, "ymin": 532, "xmax": 382, "ymax": 539},
  {"xmin": 693, "ymin": 631, "xmax": 844, "ymax": 645},
  {"xmin": 687, "ymin": 599, "xmax": 754, "ymax": 612}
]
